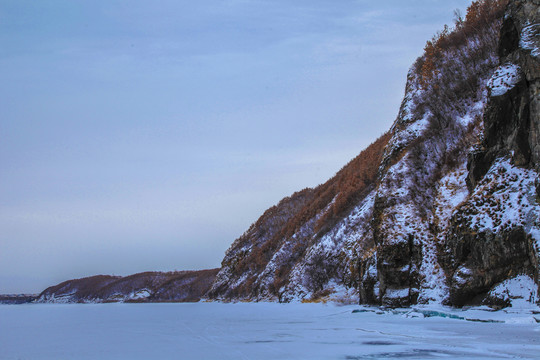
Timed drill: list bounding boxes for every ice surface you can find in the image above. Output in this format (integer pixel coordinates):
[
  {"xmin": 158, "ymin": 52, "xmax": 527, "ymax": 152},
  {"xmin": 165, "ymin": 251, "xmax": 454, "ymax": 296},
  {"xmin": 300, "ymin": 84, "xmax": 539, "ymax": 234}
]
[{"xmin": 1, "ymin": 303, "xmax": 539, "ymax": 359}]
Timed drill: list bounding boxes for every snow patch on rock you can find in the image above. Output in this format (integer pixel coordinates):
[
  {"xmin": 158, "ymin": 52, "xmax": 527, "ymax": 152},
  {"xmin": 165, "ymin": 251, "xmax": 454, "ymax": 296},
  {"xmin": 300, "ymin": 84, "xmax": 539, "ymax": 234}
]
[
  {"xmin": 453, "ymin": 266, "xmax": 473, "ymax": 286},
  {"xmin": 520, "ymin": 22, "xmax": 540, "ymax": 57},
  {"xmin": 384, "ymin": 288, "xmax": 410, "ymax": 300},
  {"xmin": 489, "ymin": 275, "xmax": 538, "ymax": 308},
  {"xmin": 487, "ymin": 63, "xmax": 521, "ymax": 97},
  {"xmin": 460, "ymin": 157, "xmax": 540, "ymax": 238},
  {"xmin": 127, "ymin": 289, "xmax": 151, "ymax": 301}
]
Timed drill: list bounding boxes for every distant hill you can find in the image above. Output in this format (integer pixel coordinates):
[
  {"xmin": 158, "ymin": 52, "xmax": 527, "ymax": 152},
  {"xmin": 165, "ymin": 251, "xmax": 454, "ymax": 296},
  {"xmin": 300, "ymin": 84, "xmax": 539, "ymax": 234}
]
[
  {"xmin": 0, "ymin": 294, "xmax": 38, "ymax": 304},
  {"xmin": 37, "ymin": 269, "xmax": 218, "ymax": 303}
]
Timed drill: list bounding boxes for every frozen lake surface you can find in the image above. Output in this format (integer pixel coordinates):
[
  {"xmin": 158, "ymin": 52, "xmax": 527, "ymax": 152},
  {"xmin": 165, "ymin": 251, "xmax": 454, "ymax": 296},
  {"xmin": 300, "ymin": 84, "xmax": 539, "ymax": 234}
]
[{"xmin": 1, "ymin": 302, "xmax": 539, "ymax": 359}]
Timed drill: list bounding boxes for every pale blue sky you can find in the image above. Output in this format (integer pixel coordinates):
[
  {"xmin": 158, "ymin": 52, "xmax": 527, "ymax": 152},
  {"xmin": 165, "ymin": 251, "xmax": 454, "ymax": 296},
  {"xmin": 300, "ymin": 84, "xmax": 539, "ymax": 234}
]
[{"xmin": 0, "ymin": 0, "xmax": 472, "ymax": 293}]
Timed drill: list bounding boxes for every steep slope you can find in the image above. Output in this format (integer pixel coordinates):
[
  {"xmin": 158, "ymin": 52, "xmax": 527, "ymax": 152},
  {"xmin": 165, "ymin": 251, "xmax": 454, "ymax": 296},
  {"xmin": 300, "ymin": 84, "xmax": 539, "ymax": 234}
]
[
  {"xmin": 38, "ymin": 269, "xmax": 219, "ymax": 303},
  {"xmin": 208, "ymin": 134, "xmax": 390, "ymax": 301},
  {"xmin": 364, "ymin": 0, "xmax": 509, "ymax": 307},
  {"xmin": 208, "ymin": 0, "xmax": 540, "ymax": 307}
]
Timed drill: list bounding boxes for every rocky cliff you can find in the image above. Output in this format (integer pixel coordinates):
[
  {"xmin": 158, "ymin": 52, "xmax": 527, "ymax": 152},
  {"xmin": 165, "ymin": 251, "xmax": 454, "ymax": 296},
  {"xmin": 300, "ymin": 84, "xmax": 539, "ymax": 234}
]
[
  {"xmin": 442, "ymin": 0, "xmax": 540, "ymax": 307},
  {"xmin": 208, "ymin": 0, "xmax": 540, "ymax": 308}
]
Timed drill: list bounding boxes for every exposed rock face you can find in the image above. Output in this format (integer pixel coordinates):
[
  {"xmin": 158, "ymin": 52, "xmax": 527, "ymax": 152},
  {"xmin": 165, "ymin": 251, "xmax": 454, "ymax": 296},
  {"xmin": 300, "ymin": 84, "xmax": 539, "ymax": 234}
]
[
  {"xmin": 358, "ymin": 253, "xmax": 378, "ymax": 304},
  {"xmin": 444, "ymin": 228, "xmax": 536, "ymax": 305},
  {"xmin": 38, "ymin": 269, "xmax": 219, "ymax": 303},
  {"xmin": 503, "ymin": 0, "xmax": 540, "ymax": 166},
  {"xmin": 376, "ymin": 237, "xmax": 422, "ymax": 307},
  {"xmin": 469, "ymin": 0, "xmax": 540, "ymax": 187}
]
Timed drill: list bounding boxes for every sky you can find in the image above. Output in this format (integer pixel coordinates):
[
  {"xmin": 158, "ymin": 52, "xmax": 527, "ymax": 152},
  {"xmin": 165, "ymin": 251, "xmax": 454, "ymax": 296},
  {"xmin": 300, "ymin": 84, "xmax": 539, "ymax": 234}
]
[{"xmin": 0, "ymin": 0, "xmax": 473, "ymax": 294}]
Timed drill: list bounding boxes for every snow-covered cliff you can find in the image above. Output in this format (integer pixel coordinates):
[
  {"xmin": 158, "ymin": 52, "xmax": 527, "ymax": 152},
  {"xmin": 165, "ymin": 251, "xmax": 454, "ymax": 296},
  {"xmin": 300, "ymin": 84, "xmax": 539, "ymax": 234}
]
[{"xmin": 208, "ymin": 0, "xmax": 540, "ymax": 308}]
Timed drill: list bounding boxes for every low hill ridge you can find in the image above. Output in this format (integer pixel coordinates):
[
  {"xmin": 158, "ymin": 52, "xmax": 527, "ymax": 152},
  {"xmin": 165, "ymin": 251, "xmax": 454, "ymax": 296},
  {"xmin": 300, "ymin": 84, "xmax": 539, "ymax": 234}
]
[{"xmin": 37, "ymin": 269, "xmax": 219, "ymax": 303}]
